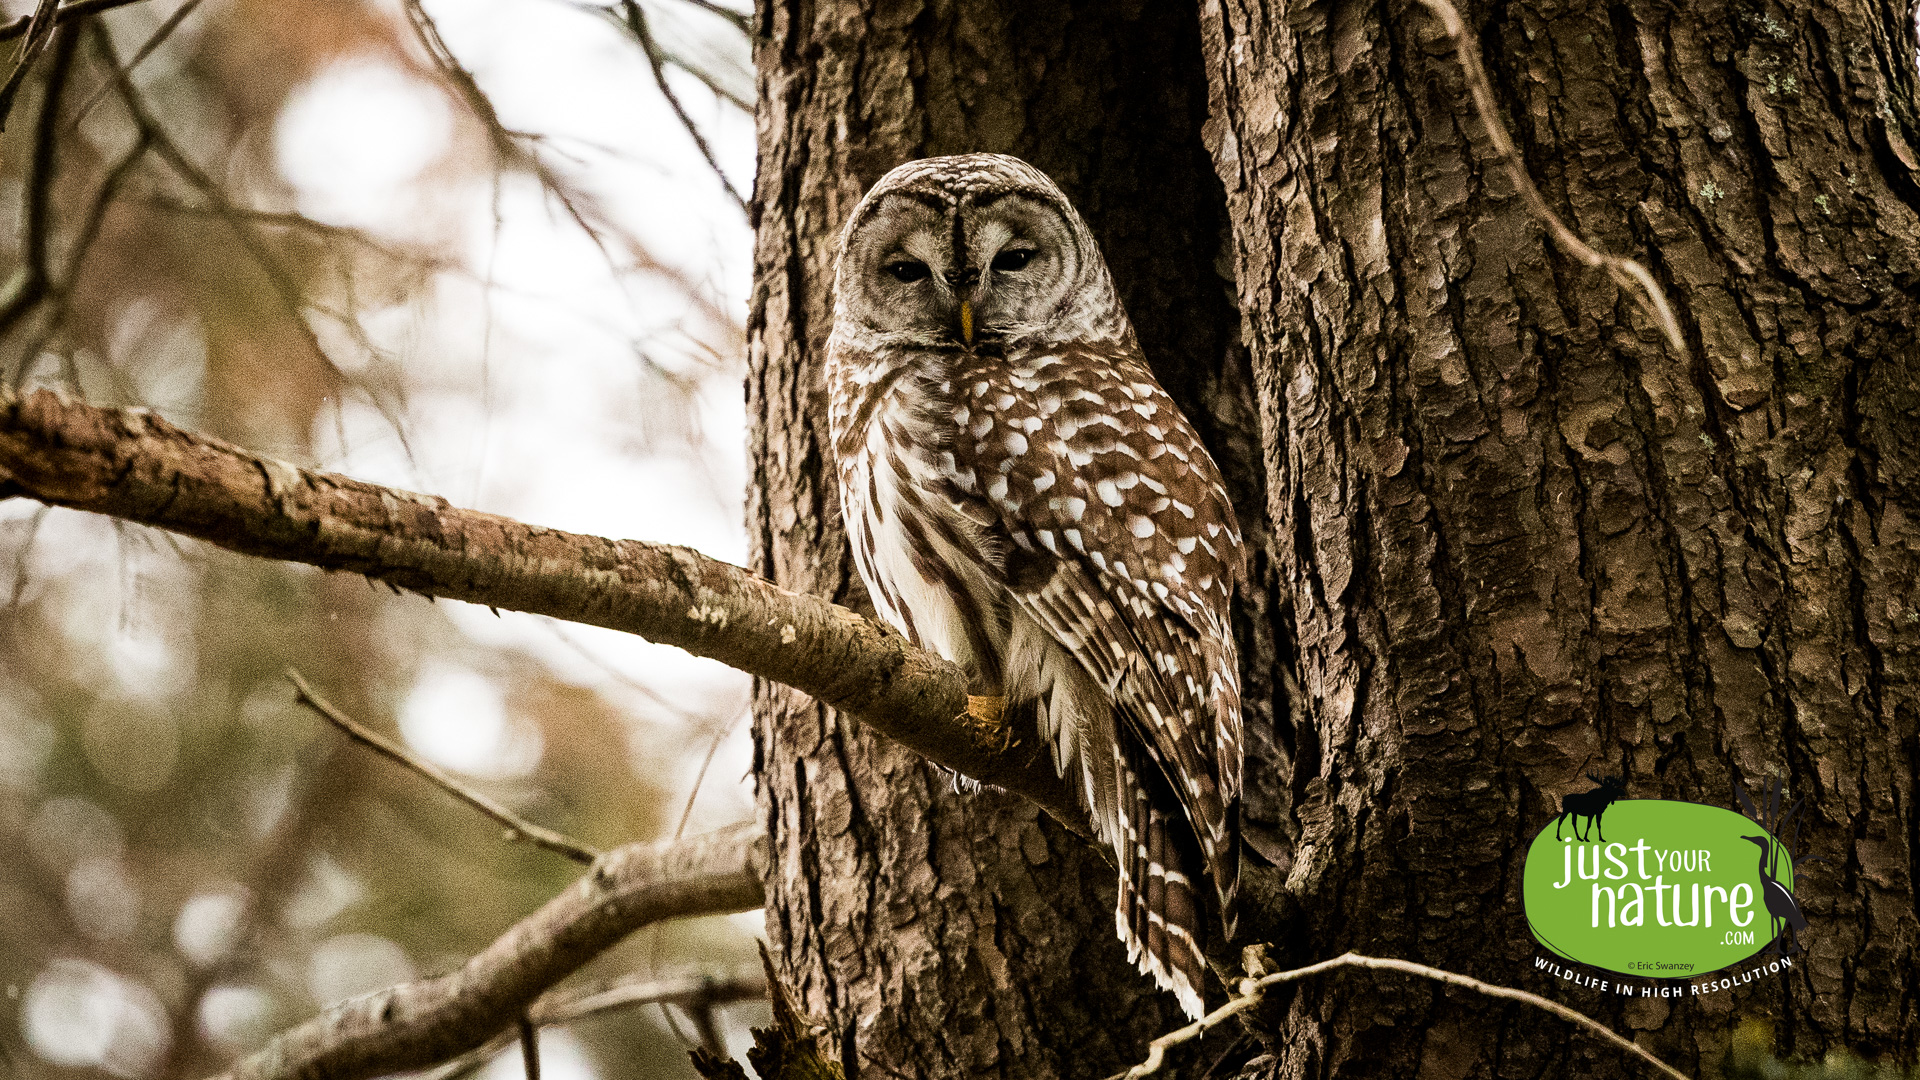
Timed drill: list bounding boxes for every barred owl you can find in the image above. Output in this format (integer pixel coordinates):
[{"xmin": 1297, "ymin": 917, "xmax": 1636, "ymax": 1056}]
[{"xmin": 825, "ymin": 154, "xmax": 1244, "ymax": 1019}]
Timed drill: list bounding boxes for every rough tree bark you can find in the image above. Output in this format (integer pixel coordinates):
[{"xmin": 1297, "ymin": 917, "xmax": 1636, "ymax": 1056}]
[
  {"xmin": 749, "ymin": 0, "xmax": 1918, "ymax": 1076},
  {"xmin": 746, "ymin": 1, "xmax": 1287, "ymax": 1076},
  {"xmin": 1202, "ymin": 0, "xmax": 1920, "ymax": 1075}
]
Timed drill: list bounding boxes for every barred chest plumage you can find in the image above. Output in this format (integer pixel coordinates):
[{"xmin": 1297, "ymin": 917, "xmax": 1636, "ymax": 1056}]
[{"xmin": 828, "ymin": 346, "xmax": 1014, "ymax": 694}]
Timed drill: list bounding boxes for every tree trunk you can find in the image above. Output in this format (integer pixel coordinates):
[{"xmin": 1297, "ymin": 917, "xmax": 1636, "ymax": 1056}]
[
  {"xmin": 1201, "ymin": 0, "xmax": 1920, "ymax": 1074},
  {"xmin": 748, "ymin": 0, "xmax": 1918, "ymax": 1075},
  {"xmin": 745, "ymin": 1, "xmax": 1287, "ymax": 1075}
]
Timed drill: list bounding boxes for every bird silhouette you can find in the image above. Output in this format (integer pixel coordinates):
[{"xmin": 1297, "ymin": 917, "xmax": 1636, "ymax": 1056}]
[{"xmin": 1743, "ymin": 834, "xmax": 1807, "ymax": 956}]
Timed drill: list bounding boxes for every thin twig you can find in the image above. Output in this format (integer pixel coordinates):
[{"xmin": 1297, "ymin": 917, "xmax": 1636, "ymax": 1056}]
[
  {"xmin": 667, "ymin": 0, "xmax": 750, "ymax": 35},
  {"xmin": 0, "ymin": 0, "xmax": 150, "ymax": 42},
  {"xmin": 0, "ymin": 21, "xmax": 80, "ymax": 344},
  {"xmin": 89, "ymin": 21, "xmax": 416, "ymax": 450},
  {"xmin": 95, "ymin": 34, "xmax": 318, "ymax": 337},
  {"xmin": 1108, "ymin": 952, "xmax": 1690, "ymax": 1080},
  {"xmin": 516, "ymin": 1018, "xmax": 539, "ymax": 1080},
  {"xmin": 4, "ymin": 504, "xmax": 49, "ymax": 605},
  {"xmin": 407, "ymin": 968, "xmax": 767, "ymax": 1080},
  {"xmin": 540, "ymin": 968, "xmax": 767, "ymax": 1026},
  {"xmin": 649, "ymin": 46, "xmax": 749, "ymax": 113},
  {"xmin": 402, "ymin": 0, "xmax": 624, "ymax": 262},
  {"xmin": 285, "ymin": 667, "xmax": 602, "ymax": 865},
  {"xmin": 617, "ymin": 0, "xmax": 748, "ymax": 212},
  {"xmin": 141, "ymin": 195, "xmax": 453, "ymax": 274},
  {"xmin": 0, "ymin": 0, "xmax": 63, "ymax": 130},
  {"xmin": 11, "ymin": 128, "xmax": 153, "ymax": 389},
  {"xmin": 59, "ymin": 130, "xmax": 150, "ymax": 284},
  {"xmin": 400, "ymin": 0, "xmax": 742, "ymax": 341},
  {"xmin": 674, "ymin": 706, "xmax": 747, "ymax": 840},
  {"xmin": 684, "ymin": 1001, "xmax": 726, "ymax": 1059},
  {"xmin": 1415, "ymin": 0, "xmax": 1686, "ymax": 356},
  {"xmin": 653, "ymin": 993, "xmax": 703, "ymax": 1054},
  {"xmin": 541, "ymin": 618, "xmax": 699, "ymax": 715},
  {"xmin": 88, "ymin": 26, "xmax": 314, "ymax": 325},
  {"xmin": 70, "ymin": 0, "xmax": 203, "ymax": 126},
  {"xmin": 569, "ymin": 0, "xmax": 753, "ymax": 106},
  {"xmin": 406, "ymin": 0, "xmax": 712, "ymax": 349},
  {"xmin": 207, "ymin": 824, "xmax": 766, "ymax": 1080}
]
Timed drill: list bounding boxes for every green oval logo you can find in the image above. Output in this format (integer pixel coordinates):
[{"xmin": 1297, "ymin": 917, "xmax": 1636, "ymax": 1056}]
[{"xmin": 1523, "ymin": 799, "xmax": 1795, "ymax": 978}]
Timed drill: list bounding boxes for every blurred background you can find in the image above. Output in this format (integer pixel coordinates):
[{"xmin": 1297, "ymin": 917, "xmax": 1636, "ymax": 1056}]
[{"xmin": 0, "ymin": 0, "xmax": 765, "ymax": 1077}]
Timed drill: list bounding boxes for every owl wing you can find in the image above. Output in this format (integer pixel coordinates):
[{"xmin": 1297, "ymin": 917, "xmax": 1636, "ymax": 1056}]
[{"xmin": 942, "ymin": 342, "xmax": 1245, "ymax": 896}]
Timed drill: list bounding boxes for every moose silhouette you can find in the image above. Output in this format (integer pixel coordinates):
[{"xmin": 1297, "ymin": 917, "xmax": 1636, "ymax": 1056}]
[{"xmin": 1552, "ymin": 774, "xmax": 1627, "ymax": 843}]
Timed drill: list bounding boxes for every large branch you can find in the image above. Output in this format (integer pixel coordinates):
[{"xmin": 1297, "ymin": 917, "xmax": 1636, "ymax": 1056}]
[
  {"xmin": 0, "ymin": 389, "xmax": 1080, "ymax": 824},
  {"xmin": 214, "ymin": 824, "xmax": 768, "ymax": 1080}
]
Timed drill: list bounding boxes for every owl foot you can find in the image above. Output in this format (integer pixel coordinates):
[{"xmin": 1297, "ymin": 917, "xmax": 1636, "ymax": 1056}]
[
  {"xmin": 940, "ymin": 765, "xmax": 983, "ymax": 795},
  {"xmin": 961, "ymin": 694, "xmax": 1017, "ymax": 752}
]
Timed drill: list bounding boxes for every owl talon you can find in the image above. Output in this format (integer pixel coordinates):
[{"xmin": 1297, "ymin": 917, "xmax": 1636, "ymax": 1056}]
[
  {"xmin": 961, "ymin": 694, "xmax": 1016, "ymax": 752},
  {"xmin": 965, "ymin": 693, "xmax": 1005, "ymax": 726}
]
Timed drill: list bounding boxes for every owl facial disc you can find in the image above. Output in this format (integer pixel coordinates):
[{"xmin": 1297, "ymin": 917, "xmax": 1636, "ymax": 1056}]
[{"xmin": 829, "ymin": 153, "xmax": 1129, "ymax": 355}]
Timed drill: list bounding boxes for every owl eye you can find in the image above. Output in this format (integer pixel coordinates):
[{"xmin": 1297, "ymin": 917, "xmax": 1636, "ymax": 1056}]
[
  {"xmin": 884, "ymin": 260, "xmax": 931, "ymax": 283},
  {"xmin": 991, "ymin": 248, "xmax": 1035, "ymax": 272}
]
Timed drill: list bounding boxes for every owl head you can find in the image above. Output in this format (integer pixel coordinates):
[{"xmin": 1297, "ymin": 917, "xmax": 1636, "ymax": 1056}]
[{"xmin": 830, "ymin": 154, "xmax": 1129, "ymax": 354}]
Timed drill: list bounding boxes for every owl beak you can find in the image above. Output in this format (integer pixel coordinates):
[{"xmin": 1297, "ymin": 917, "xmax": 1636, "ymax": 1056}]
[{"xmin": 958, "ymin": 299, "xmax": 975, "ymax": 346}]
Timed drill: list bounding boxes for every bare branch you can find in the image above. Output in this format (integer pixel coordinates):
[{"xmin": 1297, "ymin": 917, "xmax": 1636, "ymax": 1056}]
[
  {"xmin": 540, "ymin": 618, "xmax": 710, "ymax": 717},
  {"xmin": 209, "ymin": 823, "xmax": 767, "ymax": 1080},
  {"xmin": 538, "ymin": 968, "xmax": 766, "ymax": 1026},
  {"xmin": 0, "ymin": 390, "xmax": 1085, "ymax": 828},
  {"xmin": 674, "ymin": 705, "xmax": 746, "ymax": 840},
  {"xmin": 1109, "ymin": 952, "xmax": 1691, "ymax": 1080},
  {"xmin": 142, "ymin": 195, "xmax": 462, "ymax": 285},
  {"xmin": 401, "ymin": 0, "xmax": 741, "ymax": 337},
  {"xmin": 59, "ymin": 130, "xmax": 150, "ymax": 286},
  {"xmin": 0, "ymin": 21, "xmax": 80, "ymax": 343},
  {"xmin": 574, "ymin": 1, "xmax": 753, "ymax": 110},
  {"xmin": 5, "ymin": 503, "xmax": 49, "ymax": 604},
  {"xmin": 616, "ymin": 0, "xmax": 749, "ymax": 212},
  {"xmin": 9, "ymin": 130, "xmax": 152, "ymax": 390},
  {"xmin": 0, "ymin": 0, "xmax": 64, "ymax": 130},
  {"xmin": 515, "ymin": 1019, "xmax": 538, "ymax": 1080},
  {"xmin": 1415, "ymin": 0, "xmax": 1687, "ymax": 355},
  {"xmin": 286, "ymin": 668, "xmax": 602, "ymax": 865},
  {"xmin": 649, "ymin": 46, "xmax": 750, "ymax": 114},
  {"xmin": 684, "ymin": 1003, "xmax": 726, "ymax": 1059},
  {"xmin": 88, "ymin": 23, "xmax": 417, "ymax": 448},
  {"xmin": 402, "ymin": 0, "xmax": 626, "ymax": 263},
  {"xmin": 92, "ymin": 29, "xmax": 324, "ymax": 344},
  {"xmin": 665, "ymin": 0, "xmax": 750, "ymax": 37},
  {"xmin": 408, "ymin": 967, "xmax": 767, "ymax": 1080},
  {"xmin": 71, "ymin": 0, "xmax": 204, "ymax": 126},
  {"xmin": 0, "ymin": 0, "xmax": 151, "ymax": 42}
]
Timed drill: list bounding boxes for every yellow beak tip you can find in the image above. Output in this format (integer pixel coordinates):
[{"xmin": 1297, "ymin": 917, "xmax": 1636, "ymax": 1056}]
[{"xmin": 959, "ymin": 300, "xmax": 974, "ymax": 345}]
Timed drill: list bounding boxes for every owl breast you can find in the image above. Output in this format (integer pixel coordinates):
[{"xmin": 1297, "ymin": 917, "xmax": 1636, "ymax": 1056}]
[{"xmin": 837, "ymin": 360, "xmax": 1012, "ymax": 692}]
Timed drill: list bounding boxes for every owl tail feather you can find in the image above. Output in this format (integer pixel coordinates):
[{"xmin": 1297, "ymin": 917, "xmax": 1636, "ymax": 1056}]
[{"xmin": 1114, "ymin": 753, "xmax": 1207, "ymax": 1020}]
